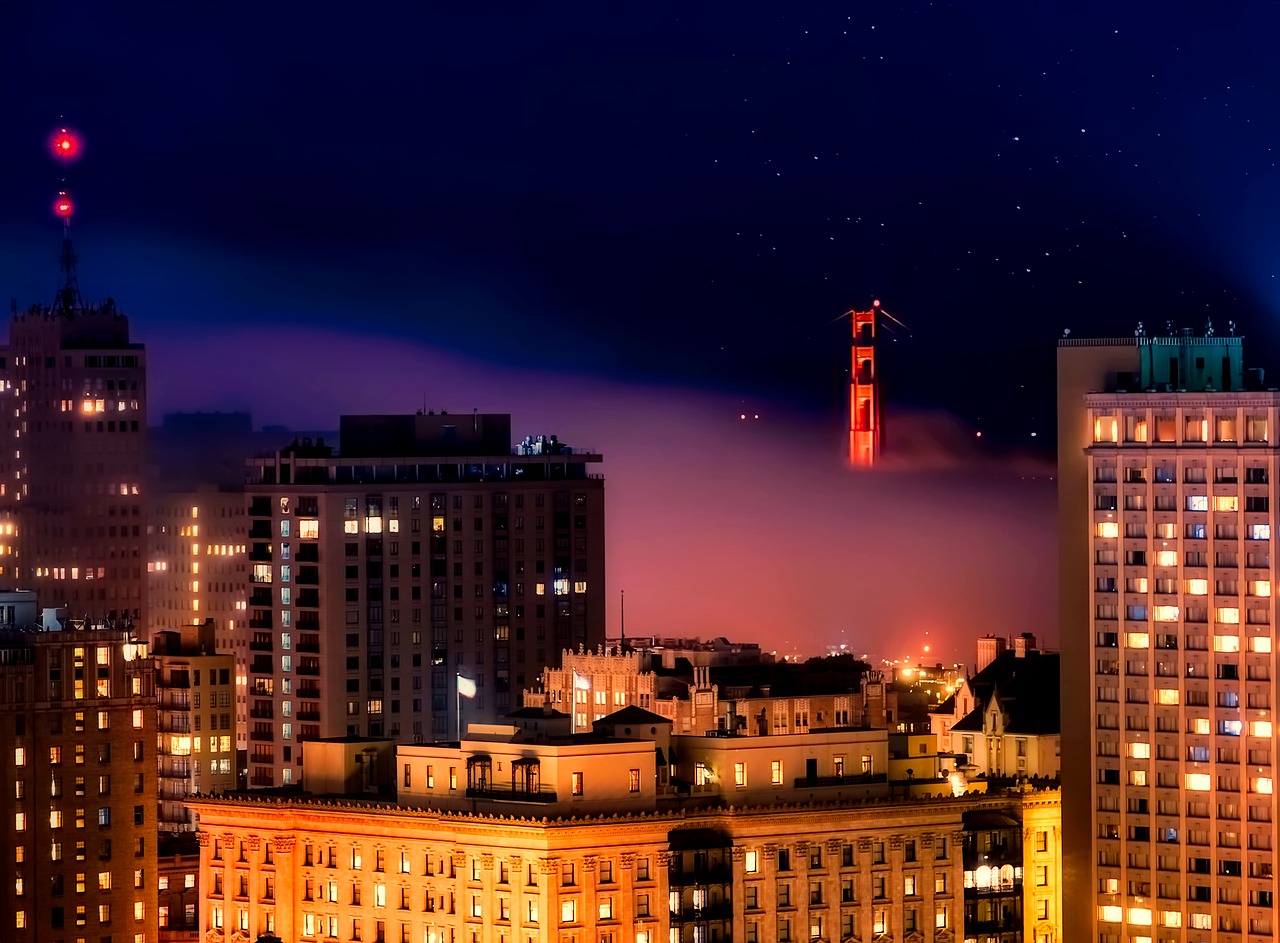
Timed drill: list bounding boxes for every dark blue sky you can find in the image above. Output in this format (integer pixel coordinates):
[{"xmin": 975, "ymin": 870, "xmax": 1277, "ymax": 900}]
[{"xmin": 3, "ymin": 1, "xmax": 1280, "ymax": 446}]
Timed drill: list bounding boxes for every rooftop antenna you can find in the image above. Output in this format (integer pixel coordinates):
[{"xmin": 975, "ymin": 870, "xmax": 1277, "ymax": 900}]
[
  {"xmin": 1135, "ymin": 321, "xmax": 1145, "ymax": 338},
  {"xmin": 1205, "ymin": 319, "xmax": 1215, "ymax": 337},
  {"xmin": 1229, "ymin": 320, "xmax": 1237, "ymax": 336},
  {"xmin": 49, "ymin": 124, "xmax": 84, "ymax": 316},
  {"xmin": 620, "ymin": 589, "xmax": 626, "ymax": 651}
]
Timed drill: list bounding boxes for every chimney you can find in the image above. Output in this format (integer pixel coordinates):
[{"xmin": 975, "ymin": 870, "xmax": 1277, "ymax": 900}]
[
  {"xmin": 975, "ymin": 635, "xmax": 1006, "ymax": 672},
  {"xmin": 1014, "ymin": 633, "xmax": 1037, "ymax": 658}
]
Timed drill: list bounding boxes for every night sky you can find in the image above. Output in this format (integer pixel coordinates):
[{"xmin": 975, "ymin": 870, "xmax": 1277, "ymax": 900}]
[{"xmin": 2, "ymin": 2, "xmax": 1276, "ymax": 660}]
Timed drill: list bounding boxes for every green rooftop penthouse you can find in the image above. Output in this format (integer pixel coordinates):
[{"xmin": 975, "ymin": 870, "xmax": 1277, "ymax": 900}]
[{"xmin": 1059, "ymin": 329, "xmax": 1261, "ymax": 394}]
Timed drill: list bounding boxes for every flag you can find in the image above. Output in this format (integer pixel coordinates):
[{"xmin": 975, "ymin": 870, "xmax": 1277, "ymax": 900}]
[
  {"xmin": 572, "ymin": 671, "xmax": 591, "ymax": 691},
  {"xmin": 457, "ymin": 674, "xmax": 476, "ymax": 699}
]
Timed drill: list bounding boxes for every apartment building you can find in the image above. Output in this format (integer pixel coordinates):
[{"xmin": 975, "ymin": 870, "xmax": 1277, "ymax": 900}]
[
  {"xmin": 148, "ymin": 488, "xmax": 248, "ymax": 749},
  {"xmin": 1059, "ymin": 332, "xmax": 1279, "ymax": 942},
  {"xmin": 151, "ymin": 623, "xmax": 237, "ymax": 831},
  {"xmin": 930, "ymin": 635, "xmax": 1061, "ymax": 779},
  {"xmin": 242, "ymin": 414, "xmax": 605, "ymax": 787},
  {"xmin": 0, "ymin": 283, "xmax": 147, "ymax": 621},
  {"xmin": 187, "ymin": 716, "xmax": 1063, "ymax": 943},
  {"xmin": 0, "ymin": 596, "xmax": 159, "ymax": 943}
]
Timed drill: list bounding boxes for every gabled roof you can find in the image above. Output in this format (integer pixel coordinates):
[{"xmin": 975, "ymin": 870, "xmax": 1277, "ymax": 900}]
[
  {"xmin": 953, "ymin": 650, "xmax": 1060, "ymax": 737},
  {"xmin": 598, "ymin": 705, "xmax": 672, "ymax": 727}
]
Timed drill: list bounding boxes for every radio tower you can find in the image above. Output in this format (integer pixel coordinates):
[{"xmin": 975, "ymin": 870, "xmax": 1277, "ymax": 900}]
[
  {"xmin": 50, "ymin": 126, "xmax": 83, "ymax": 314},
  {"xmin": 848, "ymin": 300, "xmax": 881, "ymax": 466}
]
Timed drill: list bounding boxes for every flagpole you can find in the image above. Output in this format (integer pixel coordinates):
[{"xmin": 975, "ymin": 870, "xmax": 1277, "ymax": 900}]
[{"xmin": 456, "ymin": 673, "xmax": 462, "ymax": 743}]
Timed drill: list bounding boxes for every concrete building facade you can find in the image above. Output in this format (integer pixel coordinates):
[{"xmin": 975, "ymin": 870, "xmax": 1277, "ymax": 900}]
[
  {"xmin": 0, "ymin": 606, "xmax": 159, "ymax": 943},
  {"xmin": 188, "ymin": 720, "xmax": 1062, "ymax": 943},
  {"xmin": 152, "ymin": 623, "xmax": 237, "ymax": 832},
  {"xmin": 241, "ymin": 415, "xmax": 605, "ymax": 788},
  {"xmin": 0, "ymin": 292, "xmax": 147, "ymax": 621},
  {"xmin": 1059, "ymin": 333, "xmax": 1280, "ymax": 942}
]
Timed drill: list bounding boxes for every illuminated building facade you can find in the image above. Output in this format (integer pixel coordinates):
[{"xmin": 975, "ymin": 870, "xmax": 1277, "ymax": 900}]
[
  {"xmin": 0, "ymin": 602, "xmax": 159, "ymax": 943},
  {"xmin": 524, "ymin": 646, "xmax": 893, "ymax": 735},
  {"xmin": 148, "ymin": 488, "xmax": 248, "ymax": 748},
  {"xmin": 152, "ymin": 623, "xmax": 237, "ymax": 832},
  {"xmin": 187, "ymin": 720, "xmax": 1062, "ymax": 943},
  {"xmin": 849, "ymin": 303, "xmax": 881, "ymax": 466},
  {"xmin": 930, "ymin": 636, "xmax": 1061, "ymax": 780},
  {"xmin": 1059, "ymin": 333, "xmax": 1280, "ymax": 942},
  {"xmin": 0, "ymin": 291, "xmax": 147, "ymax": 620},
  {"xmin": 241, "ymin": 414, "xmax": 605, "ymax": 788}
]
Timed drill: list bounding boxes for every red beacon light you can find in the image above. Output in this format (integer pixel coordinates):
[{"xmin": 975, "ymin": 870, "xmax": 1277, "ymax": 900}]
[
  {"xmin": 53, "ymin": 192, "xmax": 74, "ymax": 219},
  {"xmin": 50, "ymin": 129, "xmax": 82, "ymax": 161}
]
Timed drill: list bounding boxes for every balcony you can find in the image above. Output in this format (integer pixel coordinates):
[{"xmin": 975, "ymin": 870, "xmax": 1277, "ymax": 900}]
[
  {"xmin": 669, "ymin": 863, "xmax": 732, "ymax": 886},
  {"xmin": 157, "ymin": 716, "xmax": 191, "ymax": 734},
  {"xmin": 249, "ymin": 635, "xmax": 273, "ymax": 651},
  {"xmin": 298, "ymin": 686, "xmax": 321, "ymax": 699},
  {"xmin": 250, "ymin": 729, "xmax": 274, "ymax": 742},
  {"xmin": 297, "ymin": 708, "xmax": 321, "ymax": 721},
  {"xmin": 464, "ymin": 784, "xmax": 558, "ymax": 803},
  {"xmin": 297, "ymin": 637, "xmax": 321, "ymax": 653},
  {"xmin": 250, "ymin": 706, "xmax": 275, "ymax": 719},
  {"xmin": 297, "ymin": 663, "xmax": 321, "ymax": 677},
  {"xmin": 249, "ymin": 520, "xmax": 271, "ymax": 538},
  {"xmin": 249, "ymin": 589, "xmax": 273, "ymax": 607},
  {"xmin": 158, "ymin": 690, "xmax": 191, "ymax": 711}
]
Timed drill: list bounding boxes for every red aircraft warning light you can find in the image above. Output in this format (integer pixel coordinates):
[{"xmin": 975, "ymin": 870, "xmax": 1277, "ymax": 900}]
[
  {"xmin": 54, "ymin": 192, "xmax": 74, "ymax": 219},
  {"xmin": 50, "ymin": 128, "xmax": 82, "ymax": 161}
]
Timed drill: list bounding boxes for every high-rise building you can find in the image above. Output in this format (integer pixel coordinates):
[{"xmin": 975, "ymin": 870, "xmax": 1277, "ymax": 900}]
[
  {"xmin": 0, "ymin": 245, "xmax": 147, "ymax": 621},
  {"xmin": 1059, "ymin": 331, "xmax": 1279, "ymax": 942},
  {"xmin": 0, "ymin": 593, "xmax": 159, "ymax": 943},
  {"xmin": 241, "ymin": 413, "xmax": 605, "ymax": 787}
]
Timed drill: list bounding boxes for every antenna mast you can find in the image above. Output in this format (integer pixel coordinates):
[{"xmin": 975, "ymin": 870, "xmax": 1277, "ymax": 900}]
[{"xmin": 49, "ymin": 125, "xmax": 84, "ymax": 315}]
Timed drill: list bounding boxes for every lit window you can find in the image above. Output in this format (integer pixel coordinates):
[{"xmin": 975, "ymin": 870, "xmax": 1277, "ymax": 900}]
[
  {"xmin": 1213, "ymin": 634, "xmax": 1240, "ymax": 652},
  {"xmin": 1128, "ymin": 743, "xmax": 1150, "ymax": 759},
  {"xmin": 1251, "ymin": 721, "xmax": 1273, "ymax": 737},
  {"xmin": 1250, "ymin": 636, "xmax": 1273, "ymax": 653},
  {"xmin": 552, "ymin": 578, "xmax": 569, "ymax": 596},
  {"xmin": 1214, "ymin": 496, "xmax": 1238, "ymax": 512},
  {"xmin": 1154, "ymin": 551, "xmax": 1178, "ymax": 566},
  {"xmin": 1152, "ymin": 607, "xmax": 1179, "ymax": 622},
  {"xmin": 734, "ymin": 762, "xmax": 746, "ymax": 787},
  {"xmin": 1156, "ymin": 689, "xmax": 1179, "ymax": 705},
  {"xmin": 1216, "ymin": 608, "xmax": 1240, "ymax": 624},
  {"xmin": 560, "ymin": 899, "xmax": 576, "ymax": 923},
  {"xmin": 1094, "ymin": 417, "xmax": 1118, "ymax": 443},
  {"xmin": 1190, "ymin": 914, "xmax": 1212, "ymax": 930},
  {"xmin": 1186, "ymin": 495, "xmax": 1209, "ymax": 512},
  {"xmin": 771, "ymin": 760, "xmax": 783, "ymax": 785},
  {"xmin": 745, "ymin": 851, "xmax": 758, "ymax": 873},
  {"xmin": 1186, "ymin": 579, "xmax": 1209, "ymax": 595},
  {"xmin": 1130, "ymin": 770, "xmax": 1147, "ymax": 786},
  {"xmin": 1184, "ymin": 773, "xmax": 1211, "ymax": 791},
  {"xmin": 1161, "ymin": 911, "xmax": 1182, "ymax": 928},
  {"xmin": 299, "ymin": 519, "xmax": 319, "ymax": 539},
  {"xmin": 1252, "ymin": 778, "xmax": 1273, "ymax": 795},
  {"xmin": 1191, "ymin": 718, "xmax": 1211, "ymax": 735},
  {"xmin": 1099, "ymin": 906, "xmax": 1122, "ymax": 923},
  {"xmin": 1127, "ymin": 908, "xmax": 1152, "ymax": 926},
  {"xmin": 1124, "ymin": 632, "xmax": 1149, "ymax": 648},
  {"xmin": 1096, "ymin": 522, "xmax": 1119, "ymax": 539},
  {"xmin": 1250, "ymin": 524, "xmax": 1271, "ymax": 540}
]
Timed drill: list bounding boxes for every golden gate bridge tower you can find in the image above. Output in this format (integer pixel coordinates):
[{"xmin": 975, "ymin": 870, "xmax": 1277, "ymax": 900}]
[{"xmin": 848, "ymin": 300, "xmax": 882, "ymax": 466}]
